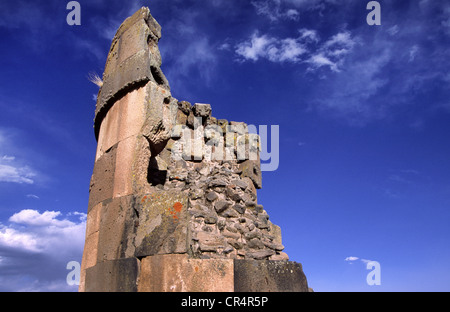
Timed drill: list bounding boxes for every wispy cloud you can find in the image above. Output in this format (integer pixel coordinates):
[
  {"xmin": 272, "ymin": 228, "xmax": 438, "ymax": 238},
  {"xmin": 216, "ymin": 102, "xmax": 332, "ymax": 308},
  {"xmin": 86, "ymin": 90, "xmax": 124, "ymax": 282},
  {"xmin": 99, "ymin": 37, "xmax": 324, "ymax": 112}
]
[
  {"xmin": 235, "ymin": 32, "xmax": 309, "ymax": 62},
  {"xmin": 0, "ymin": 164, "xmax": 36, "ymax": 184},
  {"xmin": 345, "ymin": 256, "xmax": 375, "ymax": 265},
  {"xmin": 250, "ymin": 0, "xmax": 345, "ymax": 21},
  {"xmin": 234, "ymin": 29, "xmax": 355, "ymax": 72},
  {"xmin": 0, "ymin": 154, "xmax": 36, "ymax": 184},
  {"xmin": 237, "ymin": 0, "xmax": 450, "ymax": 126},
  {"xmin": 0, "ymin": 209, "xmax": 86, "ymax": 291},
  {"xmin": 251, "ymin": 0, "xmax": 300, "ymax": 22},
  {"xmin": 159, "ymin": 7, "xmax": 220, "ymax": 98},
  {"xmin": 0, "ymin": 130, "xmax": 39, "ymax": 185},
  {"xmin": 307, "ymin": 53, "xmax": 338, "ymax": 72}
]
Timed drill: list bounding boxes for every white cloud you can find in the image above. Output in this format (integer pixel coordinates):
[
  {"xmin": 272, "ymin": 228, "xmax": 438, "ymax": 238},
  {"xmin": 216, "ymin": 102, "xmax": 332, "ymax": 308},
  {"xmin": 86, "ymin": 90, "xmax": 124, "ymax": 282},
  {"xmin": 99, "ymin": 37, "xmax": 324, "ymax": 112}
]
[
  {"xmin": 286, "ymin": 9, "xmax": 300, "ymax": 20},
  {"xmin": 309, "ymin": 38, "xmax": 391, "ymax": 124},
  {"xmin": 236, "ymin": 33, "xmax": 275, "ymax": 61},
  {"xmin": 158, "ymin": 7, "xmax": 220, "ymax": 97},
  {"xmin": 0, "ymin": 225, "xmax": 40, "ymax": 253},
  {"xmin": 323, "ymin": 31, "xmax": 355, "ymax": 52},
  {"xmin": 26, "ymin": 194, "xmax": 40, "ymax": 200},
  {"xmin": 251, "ymin": 0, "xmax": 340, "ymax": 21},
  {"xmin": 235, "ymin": 32, "xmax": 308, "ymax": 63},
  {"xmin": 307, "ymin": 31, "xmax": 356, "ymax": 72},
  {"xmin": 0, "ymin": 130, "xmax": 41, "ymax": 185},
  {"xmin": 307, "ymin": 53, "xmax": 338, "ymax": 72},
  {"xmin": 409, "ymin": 45, "xmax": 419, "ymax": 62},
  {"xmin": 345, "ymin": 256, "xmax": 376, "ymax": 265},
  {"xmin": 0, "ymin": 164, "xmax": 36, "ymax": 184},
  {"xmin": 276, "ymin": 38, "xmax": 308, "ymax": 62},
  {"xmin": 387, "ymin": 25, "xmax": 399, "ymax": 36},
  {"xmin": 235, "ymin": 29, "xmax": 354, "ymax": 72},
  {"xmin": 299, "ymin": 28, "xmax": 319, "ymax": 42},
  {"xmin": 218, "ymin": 42, "xmax": 231, "ymax": 51},
  {"xmin": 165, "ymin": 37, "xmax": 217, "ymax": 84},
  {"xmin": 2, "ymin": 155, "xmax": 15, "ymax": 161},
  {"xmin": 9, "ymin": 210, "xmax": 72, "ymax": 228},
  {"xmin": 0, "ymin": 209, "xmax": 86, "ymax": 291},
  {"xmin": 251, "ymin": 0, "xmax": 300, "ymax": 22}
]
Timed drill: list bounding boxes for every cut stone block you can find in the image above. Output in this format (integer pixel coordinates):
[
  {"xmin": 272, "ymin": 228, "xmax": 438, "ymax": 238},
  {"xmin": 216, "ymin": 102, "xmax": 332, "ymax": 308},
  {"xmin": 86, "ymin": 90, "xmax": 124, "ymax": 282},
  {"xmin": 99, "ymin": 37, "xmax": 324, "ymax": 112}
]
[
  {"xmin": 234, "ymin": 260, "xmax": 309, "ymax": 292},
  {"xmin": 84, "ymin": 258, "xmax": 139, "ymax": 292},
  {"xmin": 138, "ymin": 254, "xmax": 234, "ymax": 292},
  {"xmin": 134, "ymin": 190, "xmax": 189, "ymax": 257}
]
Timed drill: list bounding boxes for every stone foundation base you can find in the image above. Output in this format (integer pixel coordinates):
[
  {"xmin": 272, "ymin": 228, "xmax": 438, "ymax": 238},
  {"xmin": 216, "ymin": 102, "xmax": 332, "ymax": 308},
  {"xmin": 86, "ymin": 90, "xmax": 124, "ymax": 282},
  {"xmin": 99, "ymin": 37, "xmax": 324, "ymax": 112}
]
[{"xmin": 83, "ymin": 254, "xmax": 309, "ymax": 292}]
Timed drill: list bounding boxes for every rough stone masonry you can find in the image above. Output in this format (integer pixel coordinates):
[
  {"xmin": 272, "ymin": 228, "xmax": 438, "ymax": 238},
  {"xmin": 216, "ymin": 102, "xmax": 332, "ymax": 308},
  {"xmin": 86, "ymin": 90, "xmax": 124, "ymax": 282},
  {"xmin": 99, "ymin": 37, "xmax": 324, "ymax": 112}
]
[{"xmin": 79, "ymin": 7, "xmax": 310, "ymax": 292}]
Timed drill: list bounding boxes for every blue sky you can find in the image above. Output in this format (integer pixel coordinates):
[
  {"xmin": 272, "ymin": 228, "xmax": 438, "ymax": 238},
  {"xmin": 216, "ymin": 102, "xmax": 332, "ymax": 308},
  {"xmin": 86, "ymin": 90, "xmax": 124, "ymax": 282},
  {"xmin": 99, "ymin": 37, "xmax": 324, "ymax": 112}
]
[{"xmin": 0, "ymin": 0, "xmax": 449, "ymax": 291}]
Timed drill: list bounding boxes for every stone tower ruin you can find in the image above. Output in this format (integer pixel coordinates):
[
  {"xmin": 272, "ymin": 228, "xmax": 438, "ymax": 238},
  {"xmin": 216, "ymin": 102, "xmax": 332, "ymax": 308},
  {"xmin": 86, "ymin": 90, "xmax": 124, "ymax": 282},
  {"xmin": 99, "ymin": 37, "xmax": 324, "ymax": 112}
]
[{"xmin": 79, "ymin": 7, "xmax": 309, "ymax": 292}]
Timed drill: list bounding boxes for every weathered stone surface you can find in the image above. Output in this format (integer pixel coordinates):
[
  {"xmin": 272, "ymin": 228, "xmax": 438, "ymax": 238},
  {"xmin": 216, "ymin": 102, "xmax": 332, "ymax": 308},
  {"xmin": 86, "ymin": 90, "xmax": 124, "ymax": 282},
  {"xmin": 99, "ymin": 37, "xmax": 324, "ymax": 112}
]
[
  {"xmin": 134, "ymin": 190, "xmax": 189, "ymax": 257},
  {"xmin": 196, "ymin": 231, "xmax": 226, "ymax": 252},
  {"xmin": 177, "ymin": 101, "xmax": 191, "ymax": 115},
  {"xmin": 96, "ymin": 84, "xmax": 147, "ymax": 161},
  {"xmin": 217, "ymin": 119, "xmax": 228, "ymax": 134},
  {"xmin": 113, "ymin": 135, "xmax": 138, "ymax": 198},
  {"xmin": 232, "ymin": 179, "xmax": 248, "ymax": 190},
  {"xmin": 206, "ymin": 191, "xmax": 218, "ymax": 202},
  {"xmin": 78, "ymin": 230, "xmax": 99, "ymax": 292},
  {"xmin": 138, "ymin": 254, "xmax": 234, "ymax": 292},
  {"xmin": 84, "ymin": 258, "xmax": 139, "ymax": 292},
  {"xmin": 88, "ymin": 145, "xmax": 117, "ymax": 211},
  {"xmin": 215, "ymin": 200, "xmax": 231, "ymax": 213},
  {"xmin": 234, "ymin": 260, "xmax": 309, "ymax": 292},
  {"xmin": 232, "ymin": 204, "xmax": 246, "ymax": 214},
  {"xmin": 221, "ymin": 208, "xmax": 239, "ymax": 218},
  {"xmin": 240, "ymin": 159, "xmax": 262, "ymax": 189},
  {"xmin": 95, "ymin": 7, "xmax": 169, "ymax": 139},
  {"xmin": 97, "ymin": 195, "xmax": 137, "ymax": 261},
  {"xmin": 192, "ymin": 103, "xmax": 212, "ymax": 117}
]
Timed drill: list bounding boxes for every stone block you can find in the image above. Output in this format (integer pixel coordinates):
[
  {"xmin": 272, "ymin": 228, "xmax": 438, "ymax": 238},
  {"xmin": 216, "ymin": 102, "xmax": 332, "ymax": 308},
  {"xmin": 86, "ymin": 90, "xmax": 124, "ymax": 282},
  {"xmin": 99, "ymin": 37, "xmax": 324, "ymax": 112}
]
[
  {"xmin": 78, "ymin": 230, "xmax": 99, "ymax": 292},
  {"xmin": 239, "ymin": 159, "xmax": 262, "ymax": 189},
  {"xmin": 96, "ymin": 85, "xmax": 147, "ymax": 160},
  {"xmin": 215, "ymin": 200, "xmax": 231, "ymax": 213},
  {"xmin": 97, "ymin": 196, "xmax": 137, "ymax": 261},
  {"xmin": 96, "ymin": 50, "xmax": 153, "ymax": 138},
  {"xmin": 177, "ymin": 101, "xmax": 191, "ymax": 115},
  {"xmin": 197, "ymin": 231, "xmax": 226, "ymax": 252},
  {"xmin": 138, "ymin": 254, "xmax": 234, "ymax": 292},
  {"xmin": 117, "ymin": 18, "xmax": 150, "ymax": 65},
  {"xmin": 113, "ymin": 135, "xmax": 137, "ymax": 198},
  {"xmin": 95, "ymin": 8, "xmax": 168, "ymax": 139},
  {"xmin": 234, "ymin": 260, "xmax": 309, "ymax": 292},
  {"xmin": 88, "ymin": 145, "xmax": 117, "ymax": 211},
  {"xmin": 85, "ymin": 202, "xmax": 102, "ymax": 238},
  {"xmin": 81, "ymin": 231, "xmax": 99, "ymax": 270},
  {"xmin": 192, "ymin": 103, "xmax": 211, "ymax": 117},
  {"xmin": 84, "ymin": 258, "xmax": 139, "ymax": 292},
  {"xmin": 134, "ymin": 189, "xmax": 189, "ymax": 257},
  {"xmin": 269, "ymin": 221, "xmax": 282, "ymax": 245}
]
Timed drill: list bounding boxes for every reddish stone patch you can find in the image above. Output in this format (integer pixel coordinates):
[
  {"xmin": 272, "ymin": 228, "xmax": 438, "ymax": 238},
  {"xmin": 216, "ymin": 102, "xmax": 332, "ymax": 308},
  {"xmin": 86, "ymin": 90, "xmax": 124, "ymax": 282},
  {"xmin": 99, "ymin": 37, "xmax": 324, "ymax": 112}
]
[{"xmin": 173, "ymin": 202, "xmax": 183, "ymax": 212}]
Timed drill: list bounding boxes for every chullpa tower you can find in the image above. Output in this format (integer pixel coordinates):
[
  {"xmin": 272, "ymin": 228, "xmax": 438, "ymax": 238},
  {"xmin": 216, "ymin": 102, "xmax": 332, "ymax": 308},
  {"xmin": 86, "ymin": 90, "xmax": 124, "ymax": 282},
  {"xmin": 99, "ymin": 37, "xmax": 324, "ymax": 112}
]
[{"xmin": 79, "ymin": 7, "xmax": 309, "ymax": 292}]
